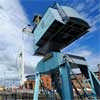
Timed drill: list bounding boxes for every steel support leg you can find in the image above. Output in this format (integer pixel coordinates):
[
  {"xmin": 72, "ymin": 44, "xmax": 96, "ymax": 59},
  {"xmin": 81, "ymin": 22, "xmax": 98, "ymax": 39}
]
[
  {"xmin": 88, "ymin": 70, "xmax": 97, "ymax": 100},
  {"xmin": 59, "ymin": 63, "xmax": 73, "ymax": 100},
  {"xmin": 33, "ymin": 73, "xmax": 40, "ymax": 100}
]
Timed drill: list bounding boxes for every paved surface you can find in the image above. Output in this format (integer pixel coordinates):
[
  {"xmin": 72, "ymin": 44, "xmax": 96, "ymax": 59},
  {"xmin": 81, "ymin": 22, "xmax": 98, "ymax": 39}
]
[{"xmin": 0, "ymin": 90, "xmax": 60, "ymax": 100}]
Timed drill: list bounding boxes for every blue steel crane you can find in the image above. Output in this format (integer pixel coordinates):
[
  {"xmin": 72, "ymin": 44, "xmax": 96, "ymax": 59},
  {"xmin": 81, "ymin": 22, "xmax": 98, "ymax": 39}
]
[{"xmin": 25, "ymin": 3, "xmax": 100, "ymax": 100}]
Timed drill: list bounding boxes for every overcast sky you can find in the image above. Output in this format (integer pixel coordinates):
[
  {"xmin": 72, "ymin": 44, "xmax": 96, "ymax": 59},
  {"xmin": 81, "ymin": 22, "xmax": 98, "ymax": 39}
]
[{"xmin": 0, "ymin": 0, "xmax": 100, "ymax": 79}]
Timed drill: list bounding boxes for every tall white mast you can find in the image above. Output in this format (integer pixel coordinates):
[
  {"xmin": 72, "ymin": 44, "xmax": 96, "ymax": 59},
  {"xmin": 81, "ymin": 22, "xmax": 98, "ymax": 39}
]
[
  {"xmin": 18, "ymin": 51, "xmax": 24, "ymax": 86},
  {"xmin": 17, "ymin": 30, "xmax": 25, "ymax": 86},
  {"xmin": 17, "ymin": 24, "xmax": 34, "ymax": 86}
]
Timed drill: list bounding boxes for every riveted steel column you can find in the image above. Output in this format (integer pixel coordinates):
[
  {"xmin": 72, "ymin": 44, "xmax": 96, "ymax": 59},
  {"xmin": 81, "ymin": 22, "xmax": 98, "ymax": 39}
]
[
  {"xmin": 59, "ymin": 63, "xmax": 73, "ymax": 100},
  {"xmin": 33, "ymin": 72, "xmax": 40, "ymax": 100}
]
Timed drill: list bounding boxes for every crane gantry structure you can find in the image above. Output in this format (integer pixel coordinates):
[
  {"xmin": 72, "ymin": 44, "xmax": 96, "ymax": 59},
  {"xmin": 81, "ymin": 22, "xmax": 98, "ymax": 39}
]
[{"xmin": 23, "ymin": 3, "xmax": 100, "ymax": 100}]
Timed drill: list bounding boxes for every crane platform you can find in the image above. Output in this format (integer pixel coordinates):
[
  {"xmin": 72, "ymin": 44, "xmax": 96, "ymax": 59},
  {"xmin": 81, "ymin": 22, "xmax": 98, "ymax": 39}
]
[{"xmin": 33, "ymin": 4, "xmax": 90, "ymax": 56}]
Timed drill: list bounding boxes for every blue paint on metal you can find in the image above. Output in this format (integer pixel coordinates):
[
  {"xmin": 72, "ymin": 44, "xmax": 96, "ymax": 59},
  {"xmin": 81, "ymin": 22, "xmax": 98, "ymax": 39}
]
[
  {"xmin": 33, "ymin": 4, "xmax": 90, "ymax": 56},
  {"xmin": 33, "ymin": 73, "xmax": 40, "ymax": 100},
  {"xmin": 33, "ymin": 5, "xmax": 85, "ymax": 46},
  {"xmin": 53, "ymin": 3, "xmax": 68, "ymax": 23},
  {"xmin": 34, "ymin": 8, "xmax": 61, "ymax": 46},
  {"xmin": 35, "ymin": 52, "xmax": 63, "ymax": 73},
  {"xmin": 59, "ymin": 63, "xmax": 73, "ymax": 100},
  {"xmin": 88, "ymin": 69, "xmax": 100, "ymax": 98},
  {"xmin": 34, "ymin": 52, "xmax": 100, "ymax": 99},
  {"xmin": 35, "ymin": 52, "xmax": 73, "ymax": 100},
  {"xmin": 88, "ymin": 70, "xmax": 97, "ymax": 100}
]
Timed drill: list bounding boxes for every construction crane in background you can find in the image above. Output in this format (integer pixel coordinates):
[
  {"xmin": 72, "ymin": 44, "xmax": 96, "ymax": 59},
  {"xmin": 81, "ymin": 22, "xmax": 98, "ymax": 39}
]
[
  {"xmin": 17, "ymin": 27, "xmax": 32, "ymax": 86},
  {"xmin": 17, "ymin": 20, "xmax": 35, "ymax": 86},
  {"xmin": 17, "ymin": 49, "xmax": 24, "ymax": 86},
  {"xmin": 17, "ymin": 21, "xmax": 36, "ymax": 86}
]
